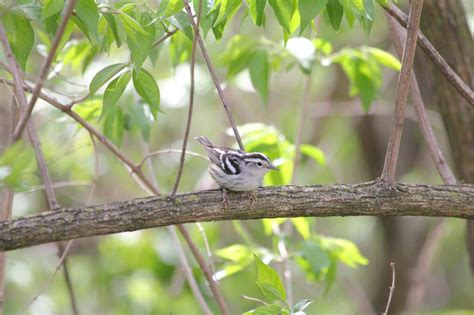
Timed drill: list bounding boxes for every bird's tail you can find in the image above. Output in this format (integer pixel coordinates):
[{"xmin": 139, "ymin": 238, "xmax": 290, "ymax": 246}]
[{"xmin": 194, "ymin": 136, "xmax": 215, "ymax": 148}]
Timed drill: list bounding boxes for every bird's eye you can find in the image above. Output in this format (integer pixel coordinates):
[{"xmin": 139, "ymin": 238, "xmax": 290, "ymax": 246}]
[{"xmin": 256, "ymin": 161, "xmax": 263, "ymax": 168}]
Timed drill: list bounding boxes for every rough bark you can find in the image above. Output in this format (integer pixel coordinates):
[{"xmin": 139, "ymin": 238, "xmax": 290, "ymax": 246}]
[
  {"xmin": 415, "ymin": 0, "xmax": 474, "ymax": 274},
  {"xmin": 0, "ymin": 183, "xmax": 473, "ymax": 252}
]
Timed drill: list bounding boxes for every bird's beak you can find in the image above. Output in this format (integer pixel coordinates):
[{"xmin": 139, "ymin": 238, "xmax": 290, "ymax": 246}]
[{"xmin": 268, "ymin": 164, "xmax": 279, "ymax": 171}]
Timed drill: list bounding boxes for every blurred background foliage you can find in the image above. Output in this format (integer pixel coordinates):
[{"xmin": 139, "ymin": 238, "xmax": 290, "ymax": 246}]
[{"xmin": 0, "ymin": 0, "xmax": 473, "ymax": 314}]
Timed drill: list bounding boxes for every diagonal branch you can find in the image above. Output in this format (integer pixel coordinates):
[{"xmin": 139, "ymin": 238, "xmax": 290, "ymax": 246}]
[
  {"xmin": 1, "ymin": 183, "xmax": 473, "ymax": 252},
  {"xmin": 383, "ymin": 3, "xmax": 474, "ymax": 107},
  {"xmin": 381, "ymin": 0, "xmax": 425, "ymax": 184},
  {"xmin": 183, "ymin": 0, "xmax": 245, "ymax": 151},
  {"xmin": 11, "ymin": 0, "xmax": 78, "ymax": 140}
]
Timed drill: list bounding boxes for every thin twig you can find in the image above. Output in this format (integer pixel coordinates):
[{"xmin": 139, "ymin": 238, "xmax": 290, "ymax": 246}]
[
  {"xmin": 196, "ymin": 222, "xmax": 217, "ymax": 281},
  {"xmin": 171, "ymin": 0, "xmax": 203, "ymax": 197},
  {"xmin": 152, "ymin": 28, "xmax": 179, "ymax": 48},
  {"xmin": 241, "ymin": 295, "xmax": 269, "ymax": 306},
  {"xmin": 138, "ymin": 149, "xmax": 209, "ymax": 169},
  {"xmin": 291, "ymin": 75, "xmax": 312, "ymax": 184},
  {"xmin": 11, "ymin": 0, "xmax": 78, "ymax": 140},
  {"xmin": 177, "ymin": 225, "xmax": 230, "ymax": 315},
  {"xmin": 383, "ymin": 3, "xmax": 474, "ymax": 107},
  {"xmin": 405, "ymin": 220, "xmax": 445, "ymax": 311},
  {"xmin": 381, "ymin": 0, "xmax": 425, "ymax": 184},
  {"xmin": 169, "ymin": 227, "xmax": 213, "ymax": 315},
  {"xmin": 382, "ymin": 262, "xmax": 396, "ymax": 315},
  {"xmin": 183, "ymin": 0, "xmax": 244, "ymax": 151},
  {"xmin": 22, "ymin": 240, "xmax": 74, "ymax": 312},
  {"xmin": 18, "ymin": 181, "xmax": 90, "ymax": 195}
]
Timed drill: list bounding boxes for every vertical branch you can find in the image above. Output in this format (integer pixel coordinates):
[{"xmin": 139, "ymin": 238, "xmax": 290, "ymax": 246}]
[
  {"xmin": 381, "ymin": 0, "xmax": 425, "ymax": 184},
  {"xmin": 11, "ymin": 0, "xmax": 77, "ymax": 140},
  {"xmin": 183, "ymin": 0, "xmax": 244, "ymax": 151},
  {"xmin": 171, "ymin": 0, "xmax": 203, "ymax": 196}
]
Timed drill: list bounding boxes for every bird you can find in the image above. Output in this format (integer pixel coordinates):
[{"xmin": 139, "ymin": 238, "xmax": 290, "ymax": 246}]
[{"xmin": 195, "ymin": 136, "xmax": 278, "ymax": 207}]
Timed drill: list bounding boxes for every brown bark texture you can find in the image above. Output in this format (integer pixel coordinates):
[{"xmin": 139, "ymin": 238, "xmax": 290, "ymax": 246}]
[
  {"xmin": 0, "ymin": 183, "xmax": 473, "ymax": 252},
  {"xmin": 415, "ymin": 0, "xmax": 474, "ymax": 274}
]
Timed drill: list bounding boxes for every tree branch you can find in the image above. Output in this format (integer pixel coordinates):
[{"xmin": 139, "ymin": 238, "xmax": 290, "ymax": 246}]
[
  {"xmin": 383, "ymin": 3, "xmax": 474, "ymax": 107},
  {"xmin": 1, "ymin": 183, "xmax": 473, "ymax": 252},
  {"xmin": 381, "ymin": 0, "xmax": 424, "ymax": 184}
]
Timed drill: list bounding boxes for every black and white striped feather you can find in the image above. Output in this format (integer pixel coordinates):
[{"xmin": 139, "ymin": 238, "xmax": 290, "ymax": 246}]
[{"xmin": 195, "ymin": 136, "xmax": 276, "ymax": 191}]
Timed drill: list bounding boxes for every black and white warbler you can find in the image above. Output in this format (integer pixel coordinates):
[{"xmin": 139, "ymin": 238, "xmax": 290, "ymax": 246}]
[{"xmin": 195, "ymin": 136, "xmax": 278, "ymax": 205}]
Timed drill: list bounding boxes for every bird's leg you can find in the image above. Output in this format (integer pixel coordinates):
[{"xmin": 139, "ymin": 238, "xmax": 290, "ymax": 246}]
[
  {"xmin": 248, "ymin": 191, "xmax": 257, "ymax": 207},
  {"xmin": 221, "ymin": 187, "xmax": 230, "ymax": 209}
]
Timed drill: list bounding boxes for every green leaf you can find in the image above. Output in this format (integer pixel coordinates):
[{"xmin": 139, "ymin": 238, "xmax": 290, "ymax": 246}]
[
  {"xmin": 119, "ymin": 11, "xmax": 148, "ymax": 40},
  {"xmin": 290, "ymin": 217, "xmax": 311, "ymax": 240},
  {"xmin": 89, "ymin": 63, "xmax": 128, "ymax": 96},
  {"xmin": 0, "ymin": 141, "xmax": 37, "ymax": 190},
  {"xmin": 164, "ymin": 0, "xmax": 185, "ymax": 17},
  {"xmin": 75, "ymin": 0, "xmax": 100, "ymax": 43},
  {"xmin": 366, "ymin": 47, "xmax": 401, "ymax": 71},
  {"xmin": 333, "ymin": 49, "xmax": 382, "ymax": 112},
  {"xmin": 169, "ymin": 11, "xmax": 194, "ymax": 39},
  {"xmin": 244, "ymin": 304, "xmax": 285, "ymax": 315},
  {"xmin": 2, "ymin": 10, "xmax": 34, "ymax": 70},
  {"xmin": 215, "ymin": 244, "xmax": 253, "ymax": 262},
  {"xmin": 104, "ymin": 13, "xmax": 125, "ymax": 47},
  {"xmin": 249, "ymin": 51, "xmax": 269, "ymax": 105},
  {"xmin": 300, "ymin": 144, "xmax": 325, "ymax": 165},
  {"xmin": 248, "ymin": 0, "xmax": 266, "ymax": 26},
  {"xmin": 254, "ymin": 255, "xmax": 286, "ymax": 302},
  {"xmin": 214, "ymin": 0, "xmax": 241, "ymax": 26},
  {"xmin": 169, "ymin": 30, "xmax": 192, "ymax": 66},
  {"xmin": 124, "ymin": 100, "xmax": 153, "ymax": 141},
  {"xmin": 41, "ymin": 0, "xmax": 64, "ymax": 21},
  {"xmin": 102, "ymin": 71, "xmax": 131, "ymax": 118},
  {"xmin": 320, "ymin": 236, "xmax": 369, "ymax": 267},
  {"xmin": 103, "ymin": 107, "xmax": 125, "ymax": 147},
  {"xmin": 325, "ymin": 0, "xmax": 344, "ymax": 30},
  {"xmin": 268, "ymin": 0, "xmax": 293, "ymax": 33},
  {"xmin": 296, "ymin": 240, "xmax": 331, "ymax": 281},
  {"xmin": 127, "ymin": 14, "xmax": 156, "ymax": 71},
  {"xmin": 298, "ymin": 0, "xmax": 327, "ymax": 34},
  {"xmin": 132, "ymin": 68, "xmax": 160, "ymax": 119}
]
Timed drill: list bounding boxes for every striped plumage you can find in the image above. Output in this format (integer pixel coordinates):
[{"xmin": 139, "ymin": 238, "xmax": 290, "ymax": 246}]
[{"xmin": 195, "ymin": 136, "xmax": 277, "ymax": 191}]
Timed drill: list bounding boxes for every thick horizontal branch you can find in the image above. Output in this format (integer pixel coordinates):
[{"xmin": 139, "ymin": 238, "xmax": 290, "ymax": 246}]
[{"xmin": 2, "ymin": 183, "xmax": 474, "ymax": 251}]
